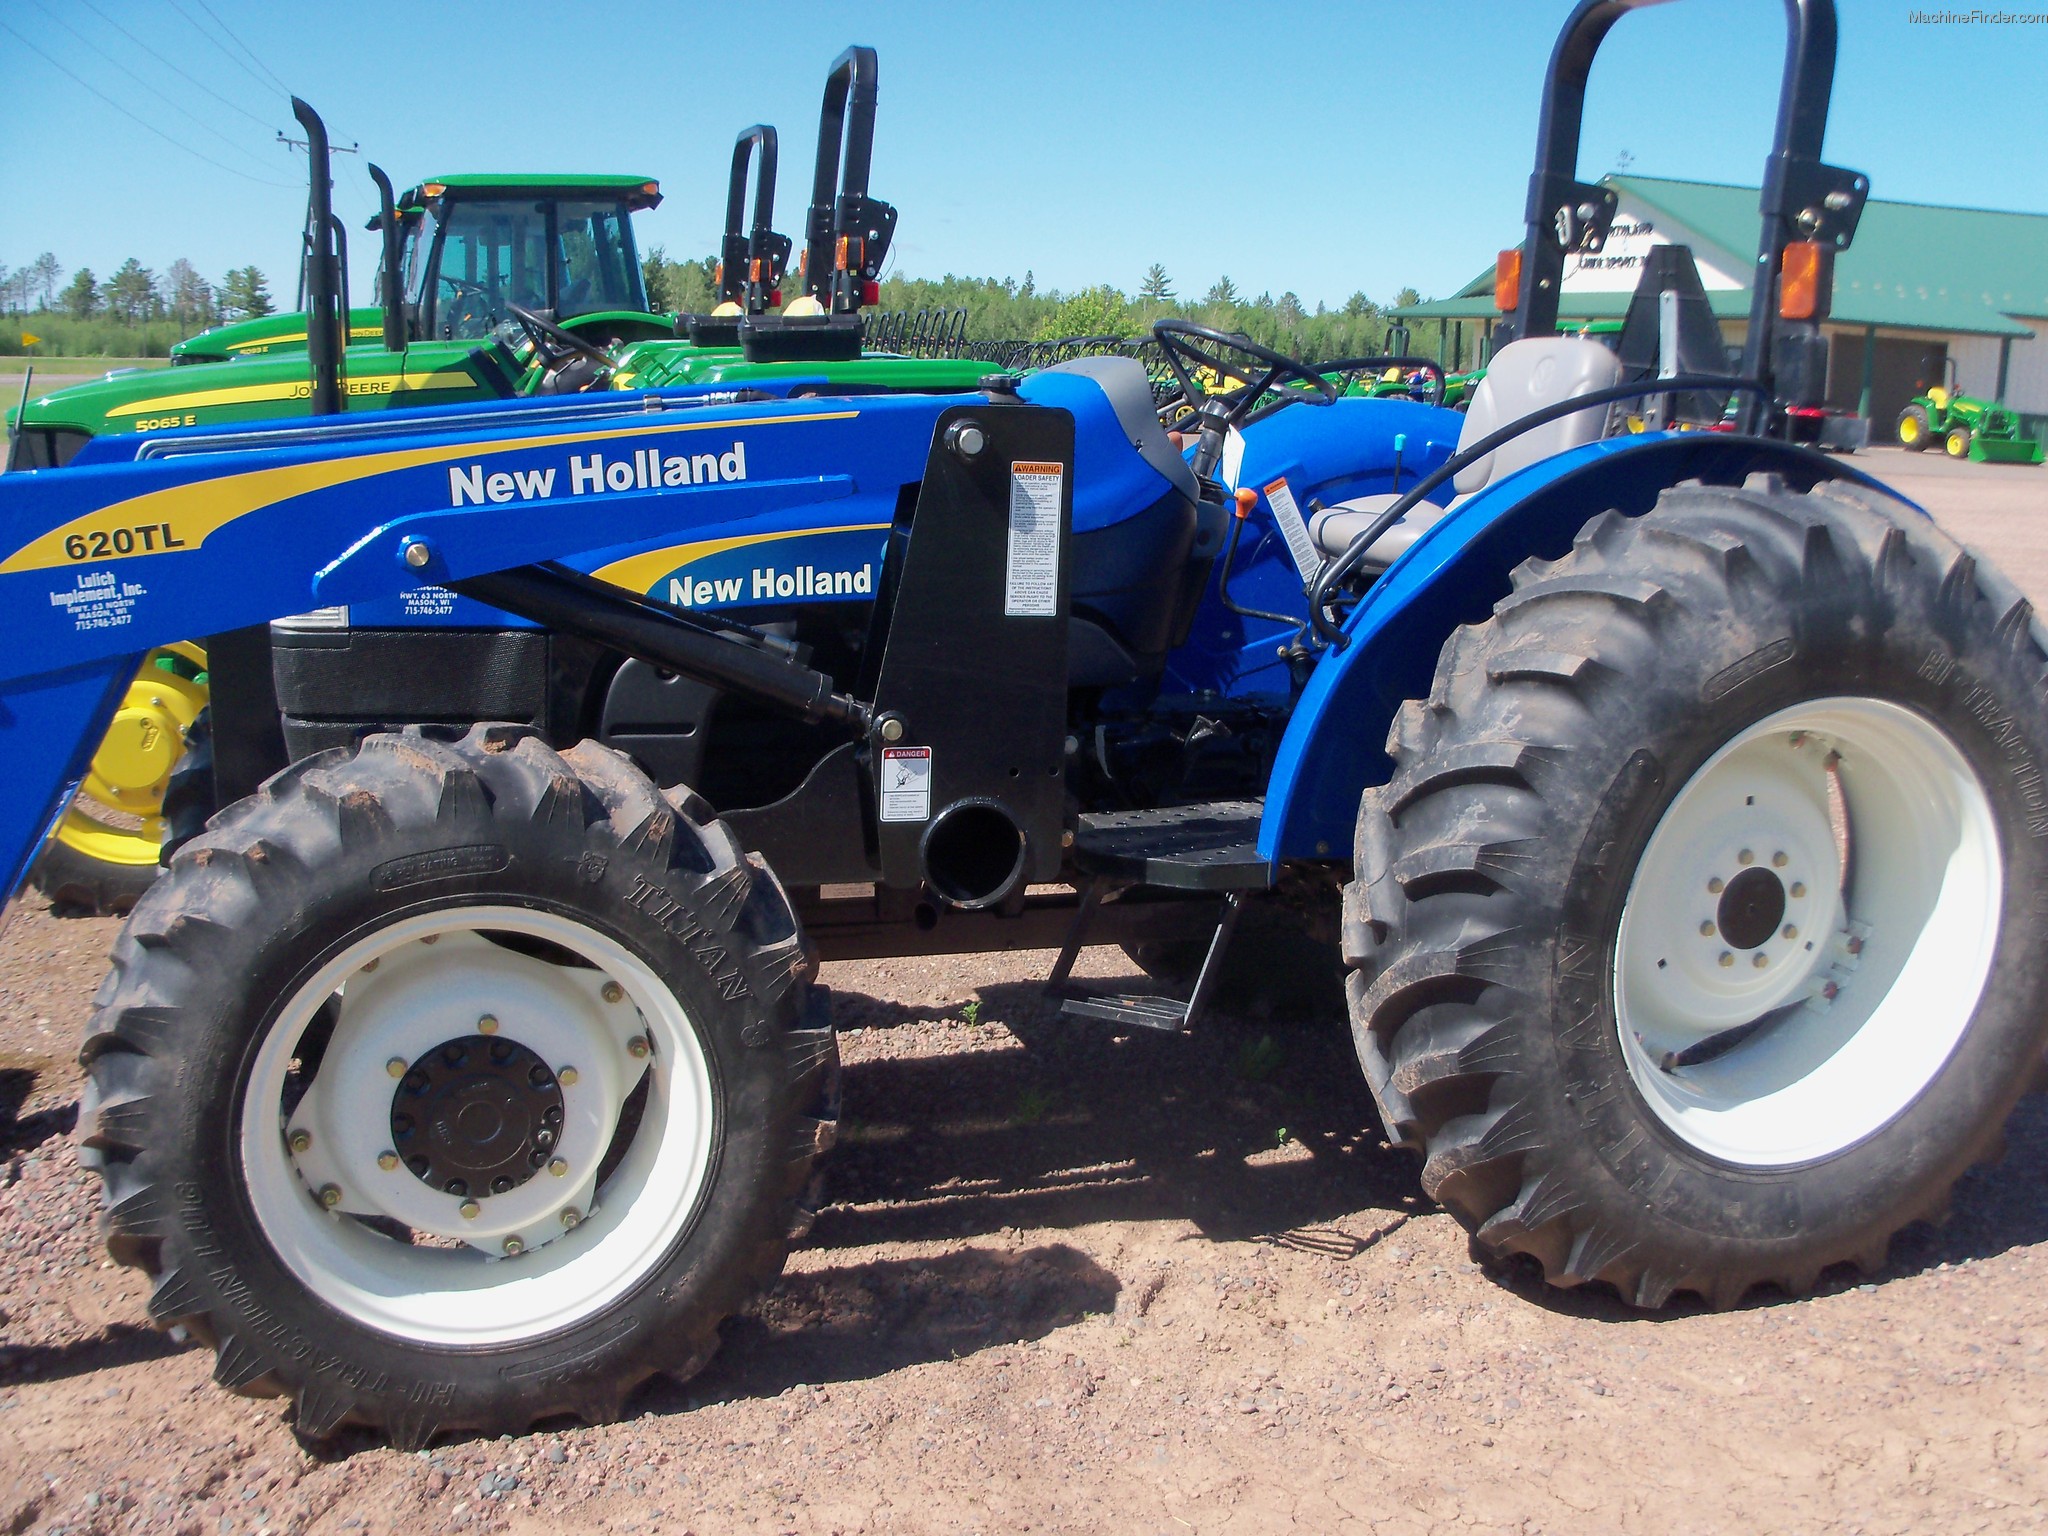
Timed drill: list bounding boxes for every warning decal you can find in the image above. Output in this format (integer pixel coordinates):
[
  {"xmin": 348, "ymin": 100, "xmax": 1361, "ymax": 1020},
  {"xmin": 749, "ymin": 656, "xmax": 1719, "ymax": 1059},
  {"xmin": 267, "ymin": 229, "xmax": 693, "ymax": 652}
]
[
  {"xmin": 880, "ymin": 746, "xmax": 933, "ymax": 823},
  {"xmin": 1264, "ymin": 477, "xmax": 1321, "ymax": 583},
  {"xmin": 1005, "ymin": 461, "xmax": 1064, "ymax": 617}
]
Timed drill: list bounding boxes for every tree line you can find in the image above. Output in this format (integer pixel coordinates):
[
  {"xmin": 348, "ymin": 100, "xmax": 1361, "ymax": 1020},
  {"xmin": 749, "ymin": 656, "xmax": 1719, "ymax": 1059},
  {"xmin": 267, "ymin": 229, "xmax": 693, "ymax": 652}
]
[
  {"xmin": 1, "ymin": 253, "xmax": 276, "ymax": 357},
  {"xmin": 645, "ymin": 250, "xmax": 1435, "ymax": 362}
]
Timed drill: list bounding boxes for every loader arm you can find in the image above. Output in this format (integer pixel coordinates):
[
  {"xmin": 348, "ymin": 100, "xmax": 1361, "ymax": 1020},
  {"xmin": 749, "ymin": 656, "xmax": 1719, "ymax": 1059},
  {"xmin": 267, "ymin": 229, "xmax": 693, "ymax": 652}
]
[{"xmin": 0, "ymin": 389, "xmax": 954, "ymax": 901}]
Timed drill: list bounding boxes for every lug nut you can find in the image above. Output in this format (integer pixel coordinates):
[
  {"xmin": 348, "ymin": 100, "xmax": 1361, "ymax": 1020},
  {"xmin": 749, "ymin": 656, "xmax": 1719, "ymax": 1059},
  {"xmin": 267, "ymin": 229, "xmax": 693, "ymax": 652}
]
[
  {"xmin": 458, "ymin": 1199, "xmax": 481, "ymax": 1220},
  {"xmin": 1708, "ymin": 877, "xmax": 1725, "ymax": 894},
  {"xmin": 601, "ymin": 981, "xmax": 624, "ymax": 1004},
  {"xmin": 558, "ymin": 1066, "xmax": 579, "ymax": 1087},
  {"xmin": 377, "ymin": 1151, "xmax": 400, "ymax": 1171},
  {"xmin": 1773, "ymin": 851, "xmax": 1789, "ymax": 868},
  {"xmin": 1790, "ymin": 882, "xmax": 1807, "ymax": 898},
  {"xmin": 1753, "ymin": 953, "xmax": 1769, "ymax": 968},
  {"xmin": 420, "ymin": 933, "xmax": 439, "ymax": 945},
  {"xmin": 503, "ymin": 1237, "xmax": 524, "ymax": 1256},
  {"xmin": 549, "ymin": 1158, "xmax": 569, "ymax": 1178},
  {"xmin": 1698, "ymin": 920, "xmax": 1716, "ymax": 937},
  {"xmin": 626, "ymin": 1035, "xmax": 650, "ymax": 1059},
  {"xmin": 478, "ymin": 1013, "xmax": 499, "ymax": 1034},
  {"xmin": 288, "ymin": 1128, "xmax": 312, "ymax": 1154},
  {"xmin": 386, "ymin": 1056, "xmax": 408, "ymax": 1079},
  {"xmin": 1822, "ymin": 980, "xmax": 1840, "ymax": 1001},
  {"xmin": 1718, "ymin": 952, "xmax": 1734, "ymax": 968},
  {"xmin": 1846, "ymin": 936, "xmax": 1864, "ymax": 955},
  {"xmin": 317, "ymin": 1184, "xmax": 342, "ymax": 1209},
  {"xmin": 1738, "ymin": 849, "xmax": 1754, "ymax": 866},
  {"xmin": 560, "ymin": 1208, "xmax": 583, "ymax": 1229},
  {"xmin": 361, "ymin": 957, "xmax": 380, "ymax": 973},
  {"xmin": 1783, "ymin": 925, "xmax": 1798, "ymax": 940}
]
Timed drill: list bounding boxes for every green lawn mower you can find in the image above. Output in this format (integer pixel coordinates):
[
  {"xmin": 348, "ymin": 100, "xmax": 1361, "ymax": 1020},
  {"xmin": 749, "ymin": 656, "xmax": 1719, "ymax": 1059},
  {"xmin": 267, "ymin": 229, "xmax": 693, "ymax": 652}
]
[{"xmin": 1897, "ymin": 360, "xmax": 2044, "ymax": 464}]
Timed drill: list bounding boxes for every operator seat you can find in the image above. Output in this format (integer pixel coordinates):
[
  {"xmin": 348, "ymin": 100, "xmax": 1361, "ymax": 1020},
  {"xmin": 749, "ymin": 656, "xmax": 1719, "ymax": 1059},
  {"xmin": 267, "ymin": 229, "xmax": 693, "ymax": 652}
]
[{"xmin": 1308, "ymin": 337, "xmax": 1622, "ymax": 569}]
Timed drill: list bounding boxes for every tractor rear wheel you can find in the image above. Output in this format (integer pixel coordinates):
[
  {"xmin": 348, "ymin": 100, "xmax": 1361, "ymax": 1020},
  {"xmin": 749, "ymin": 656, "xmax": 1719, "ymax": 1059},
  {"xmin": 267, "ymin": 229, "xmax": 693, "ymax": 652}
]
[
  {"xmin": 1344, "ymin": 474, "xmax": 2048, "ymax": 1309},
  {"xmin": 78, "ymin": 725, "xmax": 835, "ymax": 1445},
  {"xmin": 1896, "ymin": 404, "xmax": 1932, "ymax": 451},
  {"xmin": 1946, "ymin": 425, "xmax": 1973, "ymax": 459}
]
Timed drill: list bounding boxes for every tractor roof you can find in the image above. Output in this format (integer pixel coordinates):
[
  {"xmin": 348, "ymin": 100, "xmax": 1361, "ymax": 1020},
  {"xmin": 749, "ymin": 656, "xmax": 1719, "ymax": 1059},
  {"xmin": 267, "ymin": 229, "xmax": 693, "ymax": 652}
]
[{"xmin": 400, "ymin": 174, "xmax": 663, "ymax": 210}]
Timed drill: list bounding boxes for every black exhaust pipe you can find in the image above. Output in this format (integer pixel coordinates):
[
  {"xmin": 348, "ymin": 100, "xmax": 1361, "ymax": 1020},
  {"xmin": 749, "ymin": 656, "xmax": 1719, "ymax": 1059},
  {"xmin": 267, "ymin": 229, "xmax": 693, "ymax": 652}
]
[
  {"xmin": 292, "ymin": 97, "xmax": 343, "ymax": 416},
  {"xmin": 368, "ymin": 163, "xmax": 406, "ymax": 352}
]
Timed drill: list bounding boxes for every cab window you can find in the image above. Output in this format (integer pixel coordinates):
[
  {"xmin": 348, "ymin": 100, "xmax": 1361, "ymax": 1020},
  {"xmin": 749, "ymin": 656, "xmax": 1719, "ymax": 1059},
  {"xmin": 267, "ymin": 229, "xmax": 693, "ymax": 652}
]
[
  {"xmin": 428, "ymin": 198, "xmax": 550, "ymax": 340},
  {"xmin": 553, "ymin": 200, "xmax": 645, "ymax": 318}
]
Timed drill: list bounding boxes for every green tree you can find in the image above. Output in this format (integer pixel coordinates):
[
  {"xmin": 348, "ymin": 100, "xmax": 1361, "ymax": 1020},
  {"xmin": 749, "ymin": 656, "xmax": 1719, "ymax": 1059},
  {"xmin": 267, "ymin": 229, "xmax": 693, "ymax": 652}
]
[
  {"xmin": 220, "ymin": 266, "xmax": 274, "ymax": 321},
  {"xmin": 1204, "ymin": 276, "xmax": 1239, "ymax": 307},
  {"xmin": 1343, "ymin": 290, "xmax": 1372, "ymax": 317},
  {"xmin": 1393, "ymin": 286, "xmax": 1421, "ymax": 310},
  {"xmin": 165, "ymin": 259, "xmax": 214, "ymax": 328},
  {"xmin": 1277, "ymin": 291, "xmax": 1306, "ymax": 329},
  {"xmin": 107, "ymin": 258, "xmax": 159, "ymax": 323},
  {"xmin": 31, "ymin": 252, "xmax": 61, "ymax": 309},
  {"xmin": 1138, "ymin": 263, "xmax": 1173, "ymax": 303},
  {"xmin": 61, "ymin": 267, "xmax": 100, "ymax": 319},
  {"xmin": 1034, "ymin": 284, "xmax": 1133, "ymax": 341},
  {"xmin": 641, "ymin": 245, "xmax": 673, "ymax": 313}
]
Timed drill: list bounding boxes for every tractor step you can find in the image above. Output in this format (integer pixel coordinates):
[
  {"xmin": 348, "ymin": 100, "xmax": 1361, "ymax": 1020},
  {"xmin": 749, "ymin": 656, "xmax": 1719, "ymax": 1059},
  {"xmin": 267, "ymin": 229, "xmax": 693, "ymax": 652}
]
[
  {"xmin": 1044, "ymin": 883, "xmax": 1246, "ymax": 1034},
  {"xmin": 1070, "ymin": 800, "xmax": 1271, "ymax": 891}
]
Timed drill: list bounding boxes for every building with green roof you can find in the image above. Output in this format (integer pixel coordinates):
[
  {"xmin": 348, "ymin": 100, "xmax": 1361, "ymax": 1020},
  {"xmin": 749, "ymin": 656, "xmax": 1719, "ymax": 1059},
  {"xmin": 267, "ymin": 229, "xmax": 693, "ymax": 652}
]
[{"xmin": 1397, "ymin": 174, "xmax": 2048, "ymax": 436}]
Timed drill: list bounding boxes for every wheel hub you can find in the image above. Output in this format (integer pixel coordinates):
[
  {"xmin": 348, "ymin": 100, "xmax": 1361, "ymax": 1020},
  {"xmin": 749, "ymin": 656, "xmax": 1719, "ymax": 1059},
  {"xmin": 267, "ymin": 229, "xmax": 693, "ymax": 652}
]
[
  {"xmin": 1716, "ymin": 866, "xmax": 1786, "ymax": 950},
  {"xmin": 392, "ymin": 1035, "xmax": 564, "ymax": 1198}
]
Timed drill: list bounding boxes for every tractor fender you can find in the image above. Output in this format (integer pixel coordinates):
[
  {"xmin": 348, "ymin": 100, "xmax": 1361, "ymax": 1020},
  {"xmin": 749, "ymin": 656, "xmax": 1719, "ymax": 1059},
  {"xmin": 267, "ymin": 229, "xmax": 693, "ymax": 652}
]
[{"xmin": 1257, "ymin": 431, "xmax": 1919, "ymax": 863}]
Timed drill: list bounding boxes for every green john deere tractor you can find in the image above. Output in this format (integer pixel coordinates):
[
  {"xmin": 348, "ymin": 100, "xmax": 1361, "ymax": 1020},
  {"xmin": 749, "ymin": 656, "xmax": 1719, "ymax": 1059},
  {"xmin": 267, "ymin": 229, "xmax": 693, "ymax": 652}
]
[{"xmin": 1896, "ymin": 359, "xmax": 2044, "ymax": 464}]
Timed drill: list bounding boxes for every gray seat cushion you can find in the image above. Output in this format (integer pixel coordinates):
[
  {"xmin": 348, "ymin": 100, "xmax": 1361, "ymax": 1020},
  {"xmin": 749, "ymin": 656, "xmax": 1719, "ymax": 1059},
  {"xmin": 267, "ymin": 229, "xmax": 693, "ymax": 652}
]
[{"xmin": 1309, "ymin": 494, "xmax": 1451, "ymax": 567}]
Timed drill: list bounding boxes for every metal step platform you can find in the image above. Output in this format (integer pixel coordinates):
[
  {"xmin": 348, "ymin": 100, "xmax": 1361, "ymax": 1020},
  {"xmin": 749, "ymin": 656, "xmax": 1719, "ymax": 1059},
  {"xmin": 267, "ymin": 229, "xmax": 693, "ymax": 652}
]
[{"xmin": 1069, "ymin": 800, "xmax": 1271, "ymax": 891}]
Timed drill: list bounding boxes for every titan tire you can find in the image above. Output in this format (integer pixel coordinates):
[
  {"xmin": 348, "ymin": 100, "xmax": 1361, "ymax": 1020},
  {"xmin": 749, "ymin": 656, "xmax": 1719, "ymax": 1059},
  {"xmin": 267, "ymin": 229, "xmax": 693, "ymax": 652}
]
[
  {"xmin": 1896, "ymin": 404, "xmax": 1932, "ymax": 451},
  {"xmin": 78, "ymin": 725, "xmax": 836, "ymax": 1445},
  {"xmin": 1344, "ymin": 474, "xmax": 2048, "ymax": 1309}
]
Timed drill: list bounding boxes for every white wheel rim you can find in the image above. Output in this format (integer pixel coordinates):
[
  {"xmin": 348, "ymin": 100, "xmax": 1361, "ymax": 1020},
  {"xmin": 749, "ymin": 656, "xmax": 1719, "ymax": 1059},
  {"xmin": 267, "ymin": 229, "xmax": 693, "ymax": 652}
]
[
  {"xmin": 241, "ymin": 904, "xmax": 717, "ymax": 1345},
  {"xmin": 1613, "ymin": 697, "xmax": 2001, "ymax": 1166}
]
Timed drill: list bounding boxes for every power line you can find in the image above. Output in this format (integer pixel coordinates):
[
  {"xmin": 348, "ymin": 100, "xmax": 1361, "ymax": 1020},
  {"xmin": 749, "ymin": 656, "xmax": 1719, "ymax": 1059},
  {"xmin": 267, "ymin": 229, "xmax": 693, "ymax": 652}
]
[
  {"xmin": 190, "ymin": 0, "xmax": 291, "ymax": 95},
  {"xmin": 162, "ymin": 0, "xmax": 283, "ymax": 100},
  {"xmin": 25, "ymin": 0, "xmax": 282, "ymax": 174},
  {"xmin": 0, "ymin": 18, "xmax": 294, "ymax": 188},
  {"xmin": 74, "ymin": 0, "xmax": 277, "ymax": 134}
]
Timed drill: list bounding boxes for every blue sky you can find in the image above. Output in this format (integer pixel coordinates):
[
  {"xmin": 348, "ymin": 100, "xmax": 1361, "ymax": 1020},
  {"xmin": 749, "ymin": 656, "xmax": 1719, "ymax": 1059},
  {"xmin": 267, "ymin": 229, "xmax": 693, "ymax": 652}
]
[{"xmin": 1, "ymin": 0, "xmax": 2043, "ymax": 310}]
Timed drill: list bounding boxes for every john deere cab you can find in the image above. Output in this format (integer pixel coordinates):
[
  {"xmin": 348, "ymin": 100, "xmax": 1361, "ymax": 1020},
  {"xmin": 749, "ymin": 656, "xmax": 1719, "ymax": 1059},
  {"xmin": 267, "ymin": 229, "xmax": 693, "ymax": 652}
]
[
  {"xmin": 8, "ymin": 141, "xmax": 670, "ymax": 472},
  {"xmin": 168, "ymin": 173, "xmax": 668, "ymax": 366}
]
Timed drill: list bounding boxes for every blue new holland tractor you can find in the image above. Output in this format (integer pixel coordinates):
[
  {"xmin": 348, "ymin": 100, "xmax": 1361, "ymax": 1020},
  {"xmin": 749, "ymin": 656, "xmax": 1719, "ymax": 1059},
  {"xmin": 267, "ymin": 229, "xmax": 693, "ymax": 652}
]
[{"xmin": 3, "ymin": 0, "xmax": 2043, "ymax": 1447}]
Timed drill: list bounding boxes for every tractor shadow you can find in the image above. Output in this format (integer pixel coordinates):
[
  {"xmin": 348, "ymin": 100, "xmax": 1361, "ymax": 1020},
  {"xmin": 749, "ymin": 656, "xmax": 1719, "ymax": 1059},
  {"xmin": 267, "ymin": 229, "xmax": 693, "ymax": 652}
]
[
  {"xmin": 810, "ymin": 975, "xmax": 1420, "ymax": 1254},
  {"xmin": 806, "ymin": 974, "xmax": 2048, "ymax": 1324}
]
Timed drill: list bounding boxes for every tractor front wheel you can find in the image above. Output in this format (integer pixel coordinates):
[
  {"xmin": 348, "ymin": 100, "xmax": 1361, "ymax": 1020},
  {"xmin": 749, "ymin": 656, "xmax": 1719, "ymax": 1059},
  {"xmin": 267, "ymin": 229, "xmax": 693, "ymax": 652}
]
[
  {"xmin": 79, "ymin": 725, "xmax": 835, "ymax": 1445},
  {"xmin": 1896, "ymin": 404, "xmax": 1933, "ymax": 451},
  {"xmin": 1344, "ymin": 475, "xmax": 2048, "ymax": 1308},
  {"xmin": 1946, "ymin": 424, "xmax": 1973, "ymax": 458}
]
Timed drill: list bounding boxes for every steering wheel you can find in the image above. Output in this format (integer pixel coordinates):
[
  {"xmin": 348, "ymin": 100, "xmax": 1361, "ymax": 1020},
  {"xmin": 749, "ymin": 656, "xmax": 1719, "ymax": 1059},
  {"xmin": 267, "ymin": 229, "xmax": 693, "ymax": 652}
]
[
  {"xmin": 507, "ymin": 303, "xmax": 613, "ymax": 393},
  {"xmin": 1152, "ymin": 320, "xmax": 1336, "ymax": 476}
]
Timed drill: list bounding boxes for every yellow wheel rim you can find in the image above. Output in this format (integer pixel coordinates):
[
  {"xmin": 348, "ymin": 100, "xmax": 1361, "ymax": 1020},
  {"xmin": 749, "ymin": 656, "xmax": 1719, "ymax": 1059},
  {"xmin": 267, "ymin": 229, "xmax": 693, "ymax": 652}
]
[
  {"xmin": 1946, "ymin": 431, "xmax": 1970, "ymax": 458},
  {"xmin": 1899, "ymin": 417, "xmax": 1920, "ymax": 444},
  {"xmin": 54, "ymin": 644, "xmax": 208, "ymax": 869}
]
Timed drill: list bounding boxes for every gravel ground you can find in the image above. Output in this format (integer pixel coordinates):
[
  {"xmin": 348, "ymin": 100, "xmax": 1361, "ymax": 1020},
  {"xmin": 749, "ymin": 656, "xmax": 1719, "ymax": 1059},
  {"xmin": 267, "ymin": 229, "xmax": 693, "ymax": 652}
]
[{"xmin": 2, "ymin": 452, "xmax": 2046, "ymax": 1534}]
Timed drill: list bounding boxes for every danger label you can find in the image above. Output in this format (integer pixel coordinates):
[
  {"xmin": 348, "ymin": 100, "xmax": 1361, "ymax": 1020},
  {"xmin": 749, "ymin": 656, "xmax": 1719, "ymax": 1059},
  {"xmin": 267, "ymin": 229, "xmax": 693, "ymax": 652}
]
[
  {"xmin": 880, "ymin": 746, "xmax": 932, "ymax": 823},
  {"xmin": 1005, "ymin": 461, "xmax": 1064, "ymax": 617},
  {"xmin": 1264, "ymin": 477, "xmax": 1320, "ymax": 582}
]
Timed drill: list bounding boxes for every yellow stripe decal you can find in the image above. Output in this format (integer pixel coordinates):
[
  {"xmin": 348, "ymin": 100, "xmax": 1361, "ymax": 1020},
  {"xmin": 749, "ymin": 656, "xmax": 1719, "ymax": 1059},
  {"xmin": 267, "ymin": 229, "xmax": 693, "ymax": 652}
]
[
  {"xmin": 594, "ymin": 522, "xmax": 890, "ymax": 594},
  {"xmin": 226, "ymin": 325, "xmax": 383, "ymax": 351},
  {"xmin": 107, "ymin": 369, "xmax": 482, "ymax": 419},
  {"xmin": 1, "ymin": 410, "xmax": 860, "ymax": 574}
]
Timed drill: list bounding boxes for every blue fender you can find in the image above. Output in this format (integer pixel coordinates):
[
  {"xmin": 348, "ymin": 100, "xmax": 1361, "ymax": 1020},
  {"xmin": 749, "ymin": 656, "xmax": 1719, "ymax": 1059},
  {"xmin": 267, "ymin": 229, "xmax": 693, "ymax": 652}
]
[{"xmin": 1257, "ymin": 432, "xmax": 1921, "ymax": 862}]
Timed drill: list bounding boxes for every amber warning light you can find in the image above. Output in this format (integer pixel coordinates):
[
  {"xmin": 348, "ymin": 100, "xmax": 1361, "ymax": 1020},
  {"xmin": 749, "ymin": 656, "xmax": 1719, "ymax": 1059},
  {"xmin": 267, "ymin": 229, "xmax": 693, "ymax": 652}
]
[
  {"xmin": 1779, "ymin": 241, "xmax": 1830, "ymax": 321},
  {"xmin": 1495, "ymin": 250, "xmax": 1522, "ymax": 313}
]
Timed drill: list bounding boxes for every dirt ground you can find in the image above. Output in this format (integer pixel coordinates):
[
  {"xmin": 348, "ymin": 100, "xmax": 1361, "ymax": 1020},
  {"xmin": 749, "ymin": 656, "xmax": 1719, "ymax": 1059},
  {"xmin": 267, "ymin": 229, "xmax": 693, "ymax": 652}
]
[{"xmin": 3, "ymin": 450, "xmax": 2047, "ymax": 1535}]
